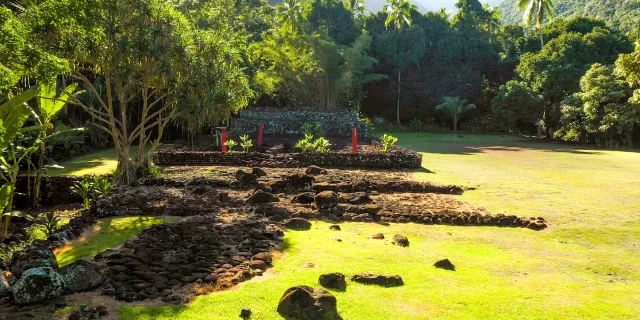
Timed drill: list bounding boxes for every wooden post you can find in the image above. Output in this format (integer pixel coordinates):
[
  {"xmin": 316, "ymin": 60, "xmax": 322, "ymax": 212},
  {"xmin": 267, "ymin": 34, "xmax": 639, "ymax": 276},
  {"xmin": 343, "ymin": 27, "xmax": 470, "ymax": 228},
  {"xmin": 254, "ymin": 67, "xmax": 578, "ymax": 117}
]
[
  {"xmin": 352, "ymin": 127, "xmax": 358, "ymax": 153},
  {"xmin": 222, "ymin": 128, "xmax": 228, "ymax": 152},
  {"xmin": 257, "ymin": 122, "xmax": 264, "ymax": 148}
]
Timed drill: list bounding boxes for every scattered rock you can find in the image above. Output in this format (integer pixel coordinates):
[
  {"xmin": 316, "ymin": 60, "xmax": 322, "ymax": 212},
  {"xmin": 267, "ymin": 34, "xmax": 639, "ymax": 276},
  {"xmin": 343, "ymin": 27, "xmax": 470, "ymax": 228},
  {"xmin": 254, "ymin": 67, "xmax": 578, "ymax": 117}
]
[
  {"xmin": 58, "ymin": 260, "xmax": 105, "ymax": 294},
  {"xmin": 0, "ymin": 270, "xmax": 9, "ymax": 298},
  {"xmin": 285, "ymin": 218, "xmax": 312, "ymax": 230},
  {"xmin": 248, "ymin": 260, "xmax": 267, "ymax": 270},
  {"xmin": 291, "ymin": 192, "xmax": 315, "ymax": 204},
  {"xmin": 68, "ymin": 305, "xmax": 108, "ymax": 320},
  {"xmin": 363, "ymin": 204, "xmax": 381, "ymax": 215},
  {"xmin": 371, "ymin": 233, "xmax": 384, "ymax": 240},
  {"xmin": 10, "ymin": 247, "xmax": 58, "ymax": 278},
  {"xmin": 304, "ymin": 165, "xmax": 327, "ymax": 175},
  {"xmin": 314, "ymin": 191, "xmax": 338, "ymax": 211},
  {"xmin": 392, "ymin": 234, "xmax": 409, "ymax": 247},
  {"xmin": 285, "ymin": 174, "xmax": 315, "ymax": 192},
  {"xmin": 192, "ymin": 185, "xmax": 213, "ymax": 195},
  {"xmin": 236, "ymin": 170, "xmax": 258, "ymax": 185},
  {"xmin": 240, "ymin": 307, "xmax": 252, "ymax": 318},
  {"xmin": 433, "ymin": 259, "xmax": 455, "ymax": 271},
  {"xmin": 351, "ymin": 273, "xmax": 404, "ymax": 287},
  {"xmin": 329, "ymin": 225, "xmax": 341, "ymax": 231},
  {"xmin": 246, "ymin": 190, "xmax": 280, "ymax": 204},
  {"xmin": 251, "ymin": 167, "xmax": 267, "ymax": 177},
  {"xmin": 277, "ymin": 286, "xmax": 338, "ymax": 320},
  {"xmin": 12, "ymin": 267, "xmax": 65, "ymax": 304},
  {"xmin": 253, "ymin": 252, "xmax": 272, "ymax": 264},
  {"xmin": 318, "ymin": 273, "xmax": 346, "ymax": 291}
]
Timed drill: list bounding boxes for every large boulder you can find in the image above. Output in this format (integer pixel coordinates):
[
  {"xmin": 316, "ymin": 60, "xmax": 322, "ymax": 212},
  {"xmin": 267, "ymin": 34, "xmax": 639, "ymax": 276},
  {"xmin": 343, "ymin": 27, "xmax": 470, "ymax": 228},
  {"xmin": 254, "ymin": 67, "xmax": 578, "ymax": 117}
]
[
  {"xmin": 0, "ymin": 270, "xmax": 9, "ymax": 298},
  {"xmin": 433, "ymin": 259, "xmax": 455, "ymax": 271},
  {"xmin": 236, "ymin": 170, "xmax": 258, "ymax": 185},
  {"xmin": 351, "ymin": 273, "xmax": 404, "ymax": 287},
  {"xmin": 12, "ymin": 267, "xmax": 66, "ymax": 304},
  {"xmin": 277, "ymin": 286, "xmax": 338, "ymax": 320},
  {"xmin": 58, "ymin": 260, "xmax": 106, "ymax": 294},
  {"xmin": 292, "ymin": 192, "xmax": 315, "ymax": 204},
  {"xmin": 314, "ymin": 191, "xmax": 338, "ymax": 211},
  {"xmin": 318, "ymin": 273, "xmax": 346, "ymax": 291},
  {"xmin": 246, "ymin": 190, "xmax": 280, "ymax": 204},
  {"xmin": 10, "ymin": 247, "xmax": 58, "ymax": 278}
]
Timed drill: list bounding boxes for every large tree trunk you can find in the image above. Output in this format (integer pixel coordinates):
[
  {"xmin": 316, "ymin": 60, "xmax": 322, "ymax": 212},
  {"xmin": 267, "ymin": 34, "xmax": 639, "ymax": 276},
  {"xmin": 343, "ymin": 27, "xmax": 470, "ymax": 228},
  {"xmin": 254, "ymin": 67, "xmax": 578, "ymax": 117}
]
[
  {"xmin": 453, "ymin": 115, "xmax": 458, "ymax": 133},
  {"xmin": 396, "ymin": 70, "xmax": 401, "ymax": 124},
  {"xmin": 539, "ymin": 26, "xmax": 544, "ymax": 49}
]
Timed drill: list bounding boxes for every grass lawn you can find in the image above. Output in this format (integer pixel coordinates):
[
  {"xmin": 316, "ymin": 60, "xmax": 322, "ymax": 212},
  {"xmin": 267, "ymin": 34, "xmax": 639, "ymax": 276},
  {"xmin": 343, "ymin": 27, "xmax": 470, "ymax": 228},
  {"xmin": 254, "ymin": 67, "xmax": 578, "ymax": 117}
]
[
  {"xmin": 55, "ymin": 216, "xmax": 169, "ymax": 268},
  {"xmin": 47, "ymin": 145, "xmax": 167, "ymax": 176},
  {"xmin": 65, "ymin": 134, "xmax": 640, "ymax": 319}
]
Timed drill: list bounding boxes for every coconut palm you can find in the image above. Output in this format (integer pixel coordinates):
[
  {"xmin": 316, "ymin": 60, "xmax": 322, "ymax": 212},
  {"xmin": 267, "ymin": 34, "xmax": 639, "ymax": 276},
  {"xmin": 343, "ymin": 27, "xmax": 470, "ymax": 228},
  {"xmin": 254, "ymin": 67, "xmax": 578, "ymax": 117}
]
[
  {"xmin": 277, "ymin": 0, "xmax": 308, "ymax": 33},
  {"xmin": 383, "ymin": 0, "xmax": 417, "ymax": 31},
  {"xmin": 517, "ymin": 0, "xmax": 556, "ymax": 48},
  {"xmin": 384, "ymin": 0, "xmax": 418, "ymax": 124},
  {"xmin": 483, "ymin": 3, "xmax": 502, "ymax": 42},
  {"xmin": 344, "ymin": 0, "xmax": 366, "ymax": 18},
  {"xmin": 435, "ymin": 96, "xmax": 477, "ymax": 133}
]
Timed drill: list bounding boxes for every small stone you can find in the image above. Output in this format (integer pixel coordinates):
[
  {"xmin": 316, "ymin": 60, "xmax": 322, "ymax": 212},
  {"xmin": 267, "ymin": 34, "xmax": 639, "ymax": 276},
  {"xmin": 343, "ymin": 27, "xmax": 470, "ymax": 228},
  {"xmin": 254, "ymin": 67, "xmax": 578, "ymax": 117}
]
[
  {"xmin": 251, "ymin": 167, "xmax": 267, "ymax": 177},
  {"xmin": 351, "ymin": 273, "xmax": 403, "ymax": 287},
  {"xmin": 246, "ymin": 190, "xmax": 280, "ymax": 204},
  {"xmin": 329, "ymin": 225, "xmax": 341, "ymax": 231},
  {"xmin": 253, "ymin": 252, "xmax": 272, "ymax": 264},
  {"xmin": 248, "ymin": 260, "xmax": 267, "ymax": 270},
  {"xmin": 371, "ymin": 233, "xmax": 384, "ymax": 240},
  {"xmin": 314, "ymin": 191, "xmax": 339, "ymax": 211},
  {"xmin": 277, "ymin": 286, "xmax": 338, "ymax": 320},
  {"xmin": 434, "ymin": 259, "xmax": 455, "ymax": 271},
  {"xmin": 240, "ymin": 307, "xmax": 252, "ymax": 318},
  {"xmin": 304, "ymin": 165, "xmax": 327, "ymax": 175},
  {"xmin": 392, "ymin": 234, "xmax": 409, "ymax": 247}
]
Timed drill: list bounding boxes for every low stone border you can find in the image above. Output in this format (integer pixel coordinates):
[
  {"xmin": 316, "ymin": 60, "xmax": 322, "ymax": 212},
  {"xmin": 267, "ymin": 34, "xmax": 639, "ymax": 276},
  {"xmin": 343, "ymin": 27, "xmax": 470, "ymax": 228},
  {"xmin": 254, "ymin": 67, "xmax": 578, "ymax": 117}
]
[{"xmin": 154, "ymin": 149, "xmax": 422, "ymax": 169}]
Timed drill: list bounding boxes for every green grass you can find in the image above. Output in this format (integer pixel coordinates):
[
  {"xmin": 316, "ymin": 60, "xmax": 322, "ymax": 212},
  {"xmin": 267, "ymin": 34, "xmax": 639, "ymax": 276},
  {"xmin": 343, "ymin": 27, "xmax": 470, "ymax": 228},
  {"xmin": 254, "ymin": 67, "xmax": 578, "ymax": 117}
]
[
  {"xmin": 47, "ymin": 148, "xmax": 121, "ymax": 176},
  {"xmin": 115, "ymin": 133, "xmax": 640, "ymax": 319},
  {"xmin": 55, "ymin": 216, "xmax": 169, "ymax": 267}
]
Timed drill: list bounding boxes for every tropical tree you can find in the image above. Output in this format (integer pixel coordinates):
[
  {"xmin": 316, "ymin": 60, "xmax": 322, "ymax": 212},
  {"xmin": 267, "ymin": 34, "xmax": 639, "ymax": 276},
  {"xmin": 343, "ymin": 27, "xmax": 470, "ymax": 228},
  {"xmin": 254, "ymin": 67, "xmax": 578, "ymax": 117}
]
[
  {"xmin": 483, "ymin": 3, "xmax": 502, "ymax": 42},
  {"xmin": 277, "ymin": 0, "xmax": 309, "ymax": 33},
  {"xmin": 435, "ymin": 96, "xmax": 477, "ymax": 133},
  {"xmin": 344, "ymin": 0, "xmax": 366, "ymax": 19},
  {"xmin": 517, "ymin": 0, "xmax": 556, "ymax": 48},
  {"xmin": 31, "ymin": 82, "xmax": 79, "ymax": 207},
  {"xmin": 0, "ymin": 87, "xmax": 39, "ymax": 237},
  {"xmin": 383, "ymin": 0, "xmax": 418, "ymax": 124}
]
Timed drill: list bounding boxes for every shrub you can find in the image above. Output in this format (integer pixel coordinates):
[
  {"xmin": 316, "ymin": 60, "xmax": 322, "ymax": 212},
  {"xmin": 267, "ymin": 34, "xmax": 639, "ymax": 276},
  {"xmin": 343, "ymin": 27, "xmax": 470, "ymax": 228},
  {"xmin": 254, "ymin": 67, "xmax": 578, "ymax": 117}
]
[
  {"xmin": 380, "ymin": 134, "xmax": 399, "ymax": 153},
  {"xmin": 70, "ymin": 177, "xmax": 93, "ymax": 209},
  {"xmin": 42, "ymin": 211, "xmax": 60, "ymax": 237},
  {"xmin": 408, "ymin": 118, "xmax": 424, "ymax": 132},
  {"xmin": 301, "ymin": 122, "xmax": 326, "ymax": 138},
  {"xmin": 296, "ymin": 134, "xmax": 315, "ymax": 152},
  {"xmin": 239, "ymin": 135, "xmax": 253, "ymax": 153},
  {"xmin": 93, "ymin": 176, "xmax": 114, "ymax": 198},
  {"xmin": 224, "ymin": 139, "xmax": 237, "ymax": 152},
  {"xmin": 313, "ymin": 137, "xmax": 332, "ymax": 153}
]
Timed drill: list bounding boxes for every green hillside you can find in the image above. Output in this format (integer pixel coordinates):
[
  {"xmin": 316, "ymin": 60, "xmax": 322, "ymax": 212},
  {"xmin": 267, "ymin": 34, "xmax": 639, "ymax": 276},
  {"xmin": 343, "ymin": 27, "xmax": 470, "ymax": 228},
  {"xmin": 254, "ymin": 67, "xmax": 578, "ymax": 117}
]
[{"xmin": 498, "ymin": 0, "xmax": 640, "ymax": 33}]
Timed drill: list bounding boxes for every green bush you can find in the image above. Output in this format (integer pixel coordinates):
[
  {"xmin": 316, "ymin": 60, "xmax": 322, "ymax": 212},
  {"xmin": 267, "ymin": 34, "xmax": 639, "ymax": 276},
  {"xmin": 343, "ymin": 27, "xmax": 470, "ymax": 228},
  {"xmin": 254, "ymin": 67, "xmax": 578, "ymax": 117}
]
[
  {"xmin": 380, "ymin": 134, "xmax": 399, "ymax": 153},
  {"xmin": 313, "ymin": 137, "xmax": 332, "ymax": 153},
  {"xmin": 70, "ymin": 177, "xmax": 94, "ymax": 209},
  {"xmin": 296, "ymin": 134, "xmax": 314, "ymax": 152},
  {"xmin": 224, "ymin": 139, "xmax": 237, "ymax": 152},
  {"xmin": 239, "ymin": 135, "xmax": 253, "ymax": 153},
  {"xmin": 301, "ymin": 122, "xmax": 326, "ymax": 138},
  {"xmin": 42, "ymin": 211, "xmax": 60, "ymax": 237},
  {"xmin": 408, "ymin": 118, "xmax": 424, "ymax": 132}
]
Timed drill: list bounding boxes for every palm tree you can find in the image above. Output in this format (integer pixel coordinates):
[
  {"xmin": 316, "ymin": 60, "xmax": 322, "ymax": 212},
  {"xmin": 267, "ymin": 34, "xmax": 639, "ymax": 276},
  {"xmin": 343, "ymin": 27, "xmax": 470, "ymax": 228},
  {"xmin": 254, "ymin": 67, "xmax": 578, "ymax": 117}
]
[
  {"xmin": 344, "ymin": 0, "xmax": 366, "ymax": 19},
  {"xmin": 483, "ymin": 3, "xmax": 501, "ymax": 42},
  {"xmin": 277, "ymin": 0, "xmax": 308, "ymax": 33},
  {"xmin": 517, "ymin": 0, "xmax": 555, "ymax": 49},
  {"xmin": 435, "ymin": 96, "xmax": 476, "ymax": 133},
  {"xmin": 383, "ymin": 0, "xmax": 417, "ymax": 124}
]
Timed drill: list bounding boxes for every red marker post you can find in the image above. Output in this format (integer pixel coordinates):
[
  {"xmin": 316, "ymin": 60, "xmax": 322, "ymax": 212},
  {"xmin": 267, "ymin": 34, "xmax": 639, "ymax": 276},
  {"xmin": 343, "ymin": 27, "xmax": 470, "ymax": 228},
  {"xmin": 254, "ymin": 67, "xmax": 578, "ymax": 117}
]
[
  {"xmin": 221, "ymin": 127, "xmax": 228, "ymax": 152},
  {"xmin": 257, "ymin": 122, "xmax": 264, "ymax": 148},
  {"xmin": 352, "ymin": 127, "xmax": 358, "ymax": 153}
]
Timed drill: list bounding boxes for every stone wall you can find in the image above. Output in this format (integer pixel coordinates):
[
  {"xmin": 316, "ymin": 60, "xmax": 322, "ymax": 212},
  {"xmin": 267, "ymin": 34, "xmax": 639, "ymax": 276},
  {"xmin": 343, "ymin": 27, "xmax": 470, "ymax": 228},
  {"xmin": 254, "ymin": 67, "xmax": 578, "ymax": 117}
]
[
  {"xmin": 229, "ymin": 107, "xmax": 368, "ymax": 137},
  {"xmin": 154, "ymin": 149, "xmax": 422, "ymax": 169},
  {"xmin": 14, "ymin": 176, "xmax": 82, "ymax": 208}
]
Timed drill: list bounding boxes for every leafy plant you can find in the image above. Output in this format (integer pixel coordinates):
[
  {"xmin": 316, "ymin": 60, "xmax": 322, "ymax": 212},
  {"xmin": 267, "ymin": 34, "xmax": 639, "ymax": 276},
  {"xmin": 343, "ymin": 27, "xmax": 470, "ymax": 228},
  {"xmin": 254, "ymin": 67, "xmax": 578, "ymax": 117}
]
[
  {"xmin": 41, "ymin": 211, "xmax": 60, "ymax": 237},
  {"xmin": 409, "ymin": 118, "xmax": 424, "ymax": 132},
  {"xmin": 296, "ymin": 134, "xmax": 315, "ymax": 152},
  {"xmin": 93, "ymin": 176, "xmax": 113, "ymax": 199},
  {"xmin": 380, "ymin": 134, "xmax": 399, "ymax": 153},
  {"xmin": 224, "ymin": 139, "xmax": 237, "ymax": 152},
  {"xmin": 435, "ymin": 97, "xmax": 477, "ymax": 133},
  {"xmin": 147, "ymin": 165, "xmax": 161, "ymax": 177},
  {"xmin": 313, "ymin": 137, "xmax": 332, "ymax": 153},
  {"xmin": 70, "ymin": 177, "xmax": 93, "ymax": 209},
  {"xmin": 239, "ymin": 135, "xmax": 253, "ymax": 153},
  {"xmin": 301, "ymin": 122, "xmax": 326, "ymax": 138}
]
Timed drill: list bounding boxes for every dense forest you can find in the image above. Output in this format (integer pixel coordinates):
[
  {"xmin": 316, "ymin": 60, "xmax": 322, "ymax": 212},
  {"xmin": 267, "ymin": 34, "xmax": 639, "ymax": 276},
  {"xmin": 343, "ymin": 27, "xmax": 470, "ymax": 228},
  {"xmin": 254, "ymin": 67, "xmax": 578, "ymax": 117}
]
[
  {"xmin": 1, "ymin": 0, "xmax": 640, "ymax": 159},
  {"xmin": 499, "ymin": 0, "xmax": 640, "ymax": 34}
]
